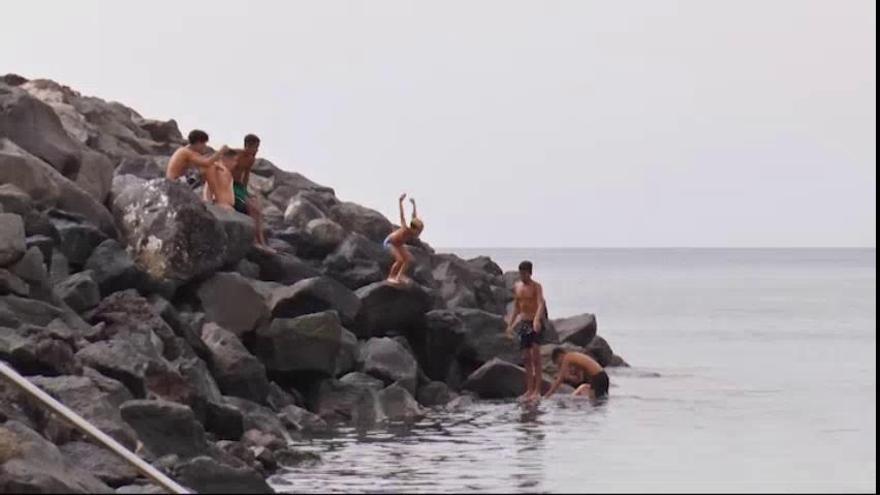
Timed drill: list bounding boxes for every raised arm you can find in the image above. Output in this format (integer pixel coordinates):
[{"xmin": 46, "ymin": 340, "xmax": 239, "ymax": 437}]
[
  {"xmin": 398, "ymin": 193, "xmax": 408, "ymax": 228},
  {"xmin": 189, "ymin": 146, "xmax": 227, "ymax": 169},
  {"xmin": 534, "ymin": 283, "xmax": 546, "ymax": 332},
  {"xmin": 409, "ymin": 198, "xmax": 418, "ymax": 221}
]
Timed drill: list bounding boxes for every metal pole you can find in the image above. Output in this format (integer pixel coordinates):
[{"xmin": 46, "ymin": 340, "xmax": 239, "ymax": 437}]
[{"xmin": 0, "ymin": 360, "xmax": 192, "ymax": 494}]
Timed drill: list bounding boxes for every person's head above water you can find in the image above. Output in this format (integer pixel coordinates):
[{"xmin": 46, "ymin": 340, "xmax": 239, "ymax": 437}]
[
  {"xmin": 243, "ymin": 134, "xmax": 260, "ymax": 157},
  {"xmin": 518, "ymin": 260, "xmax": 534, "ymax": 283},
  {"xmin": 551, "ymin": 346, "xmax": 568, "ymax": 366},
  {"xmin": 187, "ymin": 129, "xmax": 209, "ymax": 153}
]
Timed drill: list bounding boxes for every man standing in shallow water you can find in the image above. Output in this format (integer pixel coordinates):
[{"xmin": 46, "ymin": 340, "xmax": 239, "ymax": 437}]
[{"xmin": 506, "ymin": 260, "xmax": 546, "ymax": 402}]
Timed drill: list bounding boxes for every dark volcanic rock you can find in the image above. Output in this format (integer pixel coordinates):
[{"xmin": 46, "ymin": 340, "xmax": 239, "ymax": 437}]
[
  {"xmin": 119, "ymin": 399, "xmax": 209, "ymax": 459},
  {"xmin": 49, "ymin": 212, "xmax": 107, "ymax": 268},
  {"xmin": 313, "ymin": 379, "xmax": 385, "ymax": 426},
  {"xmin": 201, "ymin": 323, "xmax": 270, "ymax": 403},
  {"xmin": 321, "ymin": 233, "xmax": 390, "ymax": 290},
  {"xmin": 84, "ymin": 239, "xmax": 151, "ymax": 297},
  {"xmin": 416, "ymin": 381, "xmax": 454, "ymax": 407},
  {"xmin": 268, "ymin": 276, "xmax": 360, "ymax": 325},
  {"xmin": 553, "ymin": 313, "xmax": 598, "ymax": 347},
  {"xmin": 0, "ymin": 268, "xmax": 28, "ymax": 297},
  {"xmin": 29, "ymin": 375, "xmax": 137, "ymax": 450},
  {"xmin": 328, "ymin": 202, "xmax": 394, "ymax": 243},
  {"xmin": 0, "ymin": 84, "xmax": 81, "ymax": 177},
  {"xmin": 352, "ymin": 281, "xmax": 432, "ymax": 338},
  {"xmin": 55, "ymin": 271, "xmax": 101, "ymax": 313},
  {"xmin": 277, "ymin": 404, "xmax": 328, "ymax": 433},
  {"xmin": 254, "ymin": 311, "xmax": 346, "ymax": 376},
  {"xmin": 585, "ymin": 335, "xmax": 614, "ymax": 367},
  {"xmin": 110, "ymin": 176, "xmax": 254, "ymax": 283},
  {"xmin": 358, "ymin": 337, "xmax": 419, "ymax": 394},
  {"xmin": 339, "ymin": 371, "xmax": 384, "ymax": 391},
  {"xmin": 461, "ymin": 358, "xmax": 552, "ymax": 399},
  {"xmin": 174, "ymin": 456, "xmax": 273, "ymax": 494},
  {"xmin": 0, "ymin": 213, "xmax": 26, "ymax": 267},
  {"xmin": 0, "ymin": 421, "xmax": 113, "ymax": 494},
  {"xmin": 196, "ymin": 272, "xmax": 270, "ymax": 337},
  {"xmin": 377, "ymin": 383, "xmax": 424, "ymax": 422},
  {"xmin": 59, "ymin": 441, "xmax": 139, "ymax": 488},
  {"xmin": 246, "ymin": 248, "xmax": 321, "ymax": 285}
]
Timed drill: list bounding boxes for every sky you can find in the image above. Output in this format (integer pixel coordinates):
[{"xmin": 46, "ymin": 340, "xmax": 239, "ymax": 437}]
[{"xmin": 1, "ymin": 0, "xmax": 875, "ymax": 248}]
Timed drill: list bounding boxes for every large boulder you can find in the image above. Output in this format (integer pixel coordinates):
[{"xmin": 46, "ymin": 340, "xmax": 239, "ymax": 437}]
[
  {"xmin": 253, "ymin": 311, "xmax": 346, "ymax": 376},
  {"xmin": 585, "ymin": 335, "xmax": 614, "ymax": 367},
  {"xmin": 352, "ymin": 281, "xmax": 432, "ymax": 338},
  {"xmin": 328, "ymin": 202, "xmax": 394, "ymax": 243},
  {"xmin": 432, "ymin": 255, "xmax": 510, "ymax": 315},
  {"xmin": 196, "ymin": 272, "xmax": 271, "ymax": 337},
  {"xmin": 49, "ymin": 211, "xmax": 108, "ymax": 268},
  {"xmin": 312, "ymin": 379, "xmax": 385, "ymax": 426},
  {"xmin": 9, "ymin": 246, "xmax": 52, "ymax": 302},
  {"xmin": 0, "ymin": 322, "xmax": 80, "ymax": 376},
  {"xmin": 83, "ymin": 240, "xmax": 151, "ymax": 297},
  {"xmin": 416, "ymin": 381, "xmax": 455, "ymax": 407},
  {"xmin": 282, "ymin": 194, "xmax": 325, "ymax": 227},
  {"xmin": 29, "ymin": 375, "xmax": 137, "ymax": 450},
  {"xmin": 0, "ymin": 139, "xmax": 115, "ymax": 235},
  {"xmin": 358, "ymin": 337, "xmax": 419, "ymax": 394},
  {"xmin": 377, "ymin": 383, "xmax": 424, "ymax": 422},
  {"xmin": 0, "ymin": 213, "xmax": 25, "ymax": 267},
  {"xmin": 277, "ymin": 405, "xmax": 328, "ymax": 433},
  {"xmin": 0, "ymin": 268, "xmax": 28, "ymax": 297},
  {"xmin": 59, "ymin": 441, "xmax": 139, "ymax": 488},
  {"xmin": 115, "ymin": 156, "xmax": 166, "ymax": 180},
  {"xmin": 302, "ymin": 218, "xmax": 346, "ymax": 257},
  {"xmin": 55, "ymin": 271, "xmax": 101, "ymax": 313},
  {"xmin": 268, "ymin": 276, "xmax": 360, "ymax": 325},
  {"xmin": 338, "ymin": 372, "xmax": 384, "ymax": 391},
  {"xmin": 321, "ymin": 233, "xmax": 391, "ymax": 289},
  {"xmin": 201, "ymin": 323, "xmax": 270, "ymax": 403},
  {"xmin": 245, "ymin": 248, "xmax": 321, "ymax": 285},
  {"xmin": 75, "ymin": 149, "xmax": 114, "ymax": 203},
  {"xmin": 110, "ymin": 176, "xmax": 254, "ymax": 283},
  {"xmin": 553, "ymin": 313, "xmax": 597, "ymax": 347},
  {"xmin": 119, "ymin": 400, "xmax": 209, "ymax": 459},
  {"xmin": 0, "ymin": 84, "xmax": 81, "ymax": 177},
  {"xmin": 461, "ymin": 358, "xmax": 552, "ymax": 399},
  {"xmin": 174, "ymin": 456, "xmax": 273, "ymax": 494},
  {"xmin": 0, "ymin": 421, "xmax": 113, "ymax": 494}
]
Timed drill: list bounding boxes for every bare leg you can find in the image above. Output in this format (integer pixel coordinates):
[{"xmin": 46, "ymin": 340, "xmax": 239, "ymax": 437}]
[
  {"xmin": 247, "ymin": 196, "xmax": 267, "ymax": 245},
  {"xmin": 530, "ymin": 345, "xmax": 542, "ymax": 399},
  {"xmin": 519, "ymin": 348, "xmax": 531, "ymax": 400},
  {"xmin": 573, "ymin": 384, "xmax": 592, "ymax": 397},
  {"xmin": 398, "ymin": 248, "xmax": 414, "ymax": 283},
  {"xmin": 201, "ymin": 165, "xmax": 222, "ymax": 205},
  {"xmin": 387, "ymin": 244, "xmax": 405, "ymax": 283}
]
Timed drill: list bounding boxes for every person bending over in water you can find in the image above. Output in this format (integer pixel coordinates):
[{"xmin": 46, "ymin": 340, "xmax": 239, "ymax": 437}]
[
  {"xmin": 383, "ymin": 193, "xmax": 424, "ymax": 285},
  {"xmin": 203, "ymin": 149, "xmax": 237, "ymax": 210},
  {"xmin": 166, "ymin": 129, "xmax": 228, "ymax": 195},
  {"xmin": 544, "ymin": 347, "xmax": 610, "ymax": 400},
  {"xmin": 230, "ymin": 134, "xmax": 270, "ymax": 248},
  {"xmin": 506, "ymin": 261, "xmax": 546, "ymax": 402}
]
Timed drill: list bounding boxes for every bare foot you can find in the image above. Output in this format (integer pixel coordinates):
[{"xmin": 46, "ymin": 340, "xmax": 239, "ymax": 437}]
[
  {"xmin": 255, "ymin": 243, "xmax": 277, "ymax": 254},
  {"xmin": 386, "ymin": 277, "xmax": 403, "ymax": 286}
]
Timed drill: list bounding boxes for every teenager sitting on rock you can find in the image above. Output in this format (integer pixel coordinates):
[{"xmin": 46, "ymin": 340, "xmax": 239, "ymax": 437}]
[
  {"xmin": 166, "ymin": 129, "xmax": 228, "ymax": 194},
  {"xmin": 230, "ymin": 134, "xmax": 269, "ymax": 249},
  {"xmin": 203, "ymin": 148, "xmax": 237, "ymax": 210},
  {"xmin": 383, "ymin": 193, "xmax": 424, "ymax": 285}
]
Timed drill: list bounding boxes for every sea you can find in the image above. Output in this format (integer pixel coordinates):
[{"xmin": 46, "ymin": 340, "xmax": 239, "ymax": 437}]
[{"xmin": 270, "ymin": 248, "xmax": 876, "ymax": 493}]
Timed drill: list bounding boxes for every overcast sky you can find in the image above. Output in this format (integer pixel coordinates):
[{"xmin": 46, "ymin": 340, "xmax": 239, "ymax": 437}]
[{"xmin": 2, "ymin": 0, "xmax": 875, "ymax": 247}]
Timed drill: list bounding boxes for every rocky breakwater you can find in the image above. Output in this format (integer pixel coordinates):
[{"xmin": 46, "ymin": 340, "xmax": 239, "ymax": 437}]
[{"xmin": 1, "ymin": 74, "xmax": 629, "ymax": 493}]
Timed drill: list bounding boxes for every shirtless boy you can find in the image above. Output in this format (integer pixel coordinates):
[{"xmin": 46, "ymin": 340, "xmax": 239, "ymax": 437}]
[
  {"xmin": 506, "ymin": 261, "xmax": 546, "ymax": 401},
  {"xmin": 544, "ymin": 347, "xmax": 610, "ymax": 400},
  {"xmin": 229, "ymin": 134, "xmax": 268, "ymax": 247},
  {"xmin": 165, "ymin": 130, "xmax": 227, "ymax": 197},
  {"xmin": 383, "ymin": 193, "xmax": 424, "ymax": 285}
]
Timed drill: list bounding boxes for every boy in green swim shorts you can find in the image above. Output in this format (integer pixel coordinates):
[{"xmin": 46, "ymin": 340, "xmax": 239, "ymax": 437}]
[{"xmin": 230, "ymin": 134, "xmax": 269, "ymax": 249}]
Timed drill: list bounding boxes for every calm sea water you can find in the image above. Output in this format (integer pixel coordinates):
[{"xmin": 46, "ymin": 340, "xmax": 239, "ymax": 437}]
[{"xmin": 270, "ymin": 249, "xmax": 876, "ymax": 493}]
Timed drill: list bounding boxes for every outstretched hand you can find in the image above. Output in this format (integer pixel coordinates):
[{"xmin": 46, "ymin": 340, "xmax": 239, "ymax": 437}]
[
  {"xmin": 399, "ymin": 193, "xmax": 407, "ymax": 202},
  {"xmin": 409, "ymin": 198, "xmax": 416, "ymax": 207}
]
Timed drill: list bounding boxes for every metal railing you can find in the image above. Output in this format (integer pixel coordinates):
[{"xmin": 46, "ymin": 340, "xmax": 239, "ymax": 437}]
[{"xmin": 0, "ymin": 360, "xmax": 192, "ymax": 494}]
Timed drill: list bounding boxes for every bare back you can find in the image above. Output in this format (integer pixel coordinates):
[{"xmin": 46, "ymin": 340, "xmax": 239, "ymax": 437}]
[
  {"xmin": 514, "ymin": 280, "xmax": 543, "ymax": 320},
  {"xmin": 563, "ymin": 351, "xmax": 603, "ymax": 378},
  {"xmin": 166, "ymin": 147, "xmax": 211, "ymax": 179}
]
